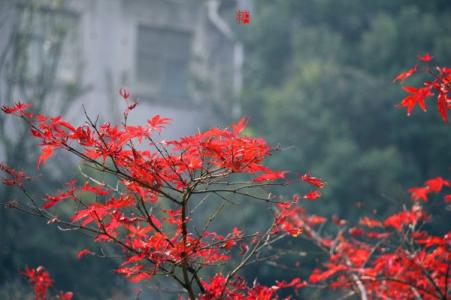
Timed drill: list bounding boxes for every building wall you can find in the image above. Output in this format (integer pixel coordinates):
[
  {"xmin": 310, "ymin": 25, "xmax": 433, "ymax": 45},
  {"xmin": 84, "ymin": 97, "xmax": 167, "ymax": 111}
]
[
  {"xmin": 0, "ymin": 1, "xmax": 241, "ymax": 297},
  {"xmin": 60, "ymin": 0, "xmax": 238, "ymax": 139}
]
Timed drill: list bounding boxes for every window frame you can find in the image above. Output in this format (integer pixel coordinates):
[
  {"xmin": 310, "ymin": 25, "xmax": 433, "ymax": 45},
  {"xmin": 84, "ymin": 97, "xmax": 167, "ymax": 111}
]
[{"xmin": 134, "ymin": 24, "xmax": 193, "ymax": 104}]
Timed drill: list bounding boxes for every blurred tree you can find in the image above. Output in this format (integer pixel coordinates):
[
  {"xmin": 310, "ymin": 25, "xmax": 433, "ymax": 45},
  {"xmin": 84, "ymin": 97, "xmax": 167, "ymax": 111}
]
[
  {"xmin": 238, "ymin": 0, "xmax": 451, "ymax": 294},
  {"xmin": 240, "ymin": 0, "xmax": 451, "ymax": 220}
]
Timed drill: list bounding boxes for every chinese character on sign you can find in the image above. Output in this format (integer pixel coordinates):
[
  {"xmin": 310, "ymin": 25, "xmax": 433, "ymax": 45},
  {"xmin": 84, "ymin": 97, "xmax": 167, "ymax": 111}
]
[{"xmin": 236, "ymin": 9, "xmax": 251, "ymax": 25}]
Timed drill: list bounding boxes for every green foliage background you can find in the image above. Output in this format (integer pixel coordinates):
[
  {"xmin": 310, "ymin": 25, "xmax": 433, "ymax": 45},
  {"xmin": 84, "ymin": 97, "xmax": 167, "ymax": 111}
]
[
  {"xmin": 240, "ymin": 0, "xmax": 451, "ymax": 219},
  {"xmin": 235, "ymin": 0, "xmax": 451, "ymax": 294}
]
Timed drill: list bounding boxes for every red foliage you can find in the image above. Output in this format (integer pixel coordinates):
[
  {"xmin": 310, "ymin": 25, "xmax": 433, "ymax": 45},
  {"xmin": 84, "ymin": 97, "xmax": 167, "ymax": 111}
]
[
  {"xmin": 408, "ymin": 177, "xmax": 450, "ymax": 202},
  {"xmin": 301, "ymin": 201, "xmax": 449, "ymax": 299},
  {"xmin": 22, "ymin": 266, "xmax": 73, "ymax": 300},
  {"xmin": 418, "ymin": 53, "xmax": 433, "ymax": 62},
  {"xmin": 76, "ymin": 249, "xmax": 93, "ymax": 260},
  {"xmin": 394, "ymin": 55, "xmax": 451, "ymax": 122},
  {"xmin": 303, "ymin": 190, "xmax": 321, "ymax": 200},
  {"xmin": 300, "ymin": 173, "xmax": 326, "ymax": 189},
  {"xmin": 1, "ymin": 102, "xmax": 32, "ymax": 115},
  {"xmin": 359, "ymin": 217, "xmax": 383, "ymax": 228},
  {"xmin": 0, "ymin": 162, "xmax": 30, "ymax": 187},
  {"xmin": 301, "ymin": 55, "xmax": 451, "ymax": 300},
  {"xmin": 2, "ymin": 95, "xmax": 312, "ymax": 299},
  {"xmin": 393, "ymin": 65, "xmax": 417, "ymax": 82},
  {"xmin": 3, "ymin": 54, "xmax": 450, "ymax": 299}
]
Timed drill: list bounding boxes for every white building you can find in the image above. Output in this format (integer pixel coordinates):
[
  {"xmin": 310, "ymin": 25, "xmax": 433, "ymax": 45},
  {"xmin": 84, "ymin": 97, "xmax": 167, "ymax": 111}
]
[
  {"xmin": 1, "ymin": 0, "xmax": 245, "ymax": 138},
  {"xmin": 0, "ymin": 0, "xmax": 249, "ymax": 298}
]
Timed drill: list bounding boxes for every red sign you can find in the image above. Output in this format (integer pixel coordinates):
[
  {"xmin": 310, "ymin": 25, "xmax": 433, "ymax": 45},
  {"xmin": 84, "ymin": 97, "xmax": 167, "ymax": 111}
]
[{"xmin": 236, "ymin": 9, "xmax": 251, "ymax": 25}]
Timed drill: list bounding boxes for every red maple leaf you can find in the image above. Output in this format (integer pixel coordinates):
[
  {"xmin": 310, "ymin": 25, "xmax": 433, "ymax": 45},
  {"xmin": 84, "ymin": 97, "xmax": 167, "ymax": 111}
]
[
  {"xmin": 253, "ymin": 170, "xmax": 287, "ymax": 182},
  {"xmin": 408, "ymin": 186, "xmax": 429, "ymax": 202},
  {"xmin": 148, "ymin": 115, "xmax": 171, "ymax": 132},
  {"xmin": 309, "ymin": 265, "xmax": 347, "ymax": 283},
  {"xmin": 425, "ymin": 177, "xmax": 449, "ymax": 193},
  {"xmin": 77, "ymin": 249, "xmax": 93, "ymax": 260},
  {"xmin": 304, "ymin": 190, "xmax": 321, "ymax": 200},
  {"xmin": 393, "ymin": 65, "xmax": 417, "ymax": 82},
  {"xmin": 305, "ymin": 215, "xmax": 327, "ymax": 226},
  {"xmin": 349, "ymin": 227, "xmax": 365, "ymax": 236},
  {"xmin": 300, "ymin": 173, "xmax": 326, "ymax": 188},
  {"xmin": 22, "ymin": 266, "xmax": 54, "ymax": 300},
  {"xmin": 359, "ymin": 217, "xmax": 383, "ymax": 228},
  {"xmin": 417, "ymin": 53, "xmax": 433, "ymax": 62},
  {"xmin": 119, "ymin": 88, "xmax": 130, "ymax": 100},
  {"xmin": 37, "ymin": 146, "xmax": 55, "ymax": 169},
  {"xmin": 398, "ymin": 86, "xmax": 434, "ymax": 116},
  {"xmin": 437, "ymin": 92, "xmax": 449, "ymax": 123},
  {"xmin": 232, "ymin": 117, "xmax": 248, "ymax": 135},
  {"xmin": 1, "ymin": 102, "xmax": 32, "ymax": 114},
  {"xmin": 58, "ymin": 292, "xmax": 74, "ymax": 300}
]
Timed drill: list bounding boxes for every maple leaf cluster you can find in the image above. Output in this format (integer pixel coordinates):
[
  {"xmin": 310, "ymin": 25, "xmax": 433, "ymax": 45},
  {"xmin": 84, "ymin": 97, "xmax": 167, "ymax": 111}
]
[
  {"xmin": 22, "ymin": 266, "xmax": 73, "ymax": 300},
  {"xmin": 408, "ymin": 177, "xmax": 451, "ymax": 202},
  {"xmin": 298, "ymin": 55, "xmax": 451, "ymax": 299},
  {"xmin": 394, "ymin": 53, "xmax": 451, "ymax": 122},
  {"xmin": 1, "ymin": 92, "xmax": 322, "ymax": 299},
  {"xmin": 2, "ymin": 53, "xmax": 450, "ymax": 299},
  {"xmin": 200, "ymin": 274, "xmax": 307, "ymax": 300},
  {"xmin": 301, "ymin": 202, "xmax": 450, "ymax": 299},
  {"xmin": 0, "ymin": 162, "xmax": 30, "ymax": 187}
]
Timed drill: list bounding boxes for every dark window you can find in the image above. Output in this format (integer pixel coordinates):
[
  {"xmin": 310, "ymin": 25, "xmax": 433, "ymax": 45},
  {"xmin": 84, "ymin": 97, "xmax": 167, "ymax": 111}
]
[{"xmin": 136, "ymin": 25, "xmax": 191, "ymax": 101}]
